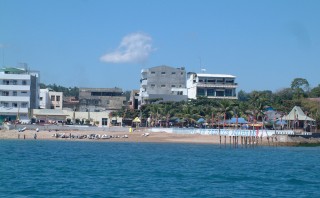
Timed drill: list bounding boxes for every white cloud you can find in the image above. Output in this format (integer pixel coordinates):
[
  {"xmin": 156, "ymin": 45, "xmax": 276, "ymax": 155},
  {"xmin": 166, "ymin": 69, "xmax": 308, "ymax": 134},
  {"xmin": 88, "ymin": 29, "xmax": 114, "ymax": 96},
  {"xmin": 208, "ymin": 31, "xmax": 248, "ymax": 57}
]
[{"xmin": 100, "ymin": 32, "xmax": 154, "ymax": 63}]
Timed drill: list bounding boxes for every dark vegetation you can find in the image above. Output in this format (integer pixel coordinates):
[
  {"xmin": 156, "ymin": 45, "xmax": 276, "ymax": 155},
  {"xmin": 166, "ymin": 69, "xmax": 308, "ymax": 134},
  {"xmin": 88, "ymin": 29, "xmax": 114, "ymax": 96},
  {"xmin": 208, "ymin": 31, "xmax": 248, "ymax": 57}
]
[{"xmin": 42, "ymin": 78, "xmax": 320, "ymax": 128}]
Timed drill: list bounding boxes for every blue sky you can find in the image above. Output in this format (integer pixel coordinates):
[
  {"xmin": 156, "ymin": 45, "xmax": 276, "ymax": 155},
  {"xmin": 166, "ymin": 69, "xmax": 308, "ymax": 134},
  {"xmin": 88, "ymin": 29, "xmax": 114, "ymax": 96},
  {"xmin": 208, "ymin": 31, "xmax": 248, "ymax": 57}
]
[{"xmin": 1, "ymin": 0, "xmax": 320, "ymax": 92}]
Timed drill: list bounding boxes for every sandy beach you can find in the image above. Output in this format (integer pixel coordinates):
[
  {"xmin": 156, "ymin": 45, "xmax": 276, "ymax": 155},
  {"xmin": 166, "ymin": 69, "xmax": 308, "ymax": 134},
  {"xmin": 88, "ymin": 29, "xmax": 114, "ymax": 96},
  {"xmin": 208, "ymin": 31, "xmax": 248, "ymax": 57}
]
[
  {"xmin": 0, "ymin": 128, "xmax": 286, "ymax": 146},
  {"xmin": 0, "ymin": 129, "xmax": 223, "ymax": 144}
]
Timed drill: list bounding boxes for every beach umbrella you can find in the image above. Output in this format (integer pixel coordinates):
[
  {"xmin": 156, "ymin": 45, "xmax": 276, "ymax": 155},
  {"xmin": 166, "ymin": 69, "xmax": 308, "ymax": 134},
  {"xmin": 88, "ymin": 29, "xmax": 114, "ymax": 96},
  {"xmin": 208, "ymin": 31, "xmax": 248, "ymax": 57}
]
[
  {"xmin": 132, "ymin": 117, "xmax": 141, "ymax": 128},
  {"xmin": 132, "ymin": 117, "xmax": 141, "ymax": 123},
  {"xmin": 197, "ymin": 118, "xmax": 205, "ymax": 123}
]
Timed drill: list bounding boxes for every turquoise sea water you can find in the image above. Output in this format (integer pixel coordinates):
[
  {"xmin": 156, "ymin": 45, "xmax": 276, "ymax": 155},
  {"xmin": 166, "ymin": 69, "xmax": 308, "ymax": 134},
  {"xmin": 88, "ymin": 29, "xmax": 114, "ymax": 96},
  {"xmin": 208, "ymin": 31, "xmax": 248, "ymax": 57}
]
[{"xmin": 0, "ymin": 140, "xmax": 320, "ymax": 197}]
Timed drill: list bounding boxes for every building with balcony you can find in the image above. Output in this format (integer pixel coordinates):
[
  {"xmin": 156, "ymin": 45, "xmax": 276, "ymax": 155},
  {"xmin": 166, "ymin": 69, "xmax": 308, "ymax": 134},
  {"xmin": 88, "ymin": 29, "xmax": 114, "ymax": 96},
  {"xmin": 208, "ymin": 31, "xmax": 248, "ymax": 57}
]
[
  {"xmin": 0, "ymin": 67, "xmax": 40, "ymax": 123},
  {"xmin": 139, "ymin": 65, "xmax": 187, "ymax": 107},
  {"xmin": 187, "ymin": 72, "xmax": 238, "ymax": 100},
  {"xmin": 78, "ymin": 87, "xmax": 126, "ymax": 112}
]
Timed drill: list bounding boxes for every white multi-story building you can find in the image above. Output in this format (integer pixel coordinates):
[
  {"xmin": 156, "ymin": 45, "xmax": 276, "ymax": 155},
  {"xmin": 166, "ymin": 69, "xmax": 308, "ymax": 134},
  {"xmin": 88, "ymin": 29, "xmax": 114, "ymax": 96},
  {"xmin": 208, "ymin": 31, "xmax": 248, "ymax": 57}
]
[
  {"xmin": 0, "ymin": 67, "xmax": 40, "ymax": 123},
  {"xmin": 39, "ymin": 88, "xmax": 50, "ymax": 109},
  {"xmin": 187, "ymin": 72, "xmax": 238, "ymax": 100},
  {"xmin": 40, "ymin": 89, "xmax": 63, "ymax": 109}
]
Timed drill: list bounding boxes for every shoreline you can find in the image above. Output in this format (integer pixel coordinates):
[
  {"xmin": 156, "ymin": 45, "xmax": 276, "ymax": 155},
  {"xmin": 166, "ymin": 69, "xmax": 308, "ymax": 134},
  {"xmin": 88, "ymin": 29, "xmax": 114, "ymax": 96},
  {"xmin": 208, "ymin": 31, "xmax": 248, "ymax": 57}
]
[
  {"xmin": 2, "ymin": 129, "xmax": 318, "ymax": 146},
  {"xmin": 0, "ymin": 129, "xmax": 222, "ymax": 144}
]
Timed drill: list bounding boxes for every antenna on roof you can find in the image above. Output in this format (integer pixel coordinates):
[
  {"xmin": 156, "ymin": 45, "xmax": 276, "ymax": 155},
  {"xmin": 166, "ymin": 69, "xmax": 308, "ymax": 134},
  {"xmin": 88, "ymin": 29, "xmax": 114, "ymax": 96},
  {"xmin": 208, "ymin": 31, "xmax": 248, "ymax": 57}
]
[
  {"xmin": 199, "ymin": 57, "xmax": 202, "ymax": 71},
  {"xmin": 199, "ymin": 57, "xmax": 206, "ymax": 73}
]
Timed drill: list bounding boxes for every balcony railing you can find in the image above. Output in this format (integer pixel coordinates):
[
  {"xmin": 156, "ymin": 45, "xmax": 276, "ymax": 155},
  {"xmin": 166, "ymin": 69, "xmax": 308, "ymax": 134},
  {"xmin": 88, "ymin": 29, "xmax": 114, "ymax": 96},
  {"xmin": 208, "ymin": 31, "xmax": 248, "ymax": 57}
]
[{"xmin": 196, "ymin": 82, "xmax": 238, "ymax": 88}]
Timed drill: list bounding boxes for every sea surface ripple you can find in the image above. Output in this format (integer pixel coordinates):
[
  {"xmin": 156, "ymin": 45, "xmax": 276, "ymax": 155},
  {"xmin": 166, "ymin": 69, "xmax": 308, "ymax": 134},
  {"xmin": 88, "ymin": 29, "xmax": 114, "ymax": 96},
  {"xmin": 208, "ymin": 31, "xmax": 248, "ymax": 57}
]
[{"xmin": 0, "ymin": 140, "xmax": 320, "ymax": 197}]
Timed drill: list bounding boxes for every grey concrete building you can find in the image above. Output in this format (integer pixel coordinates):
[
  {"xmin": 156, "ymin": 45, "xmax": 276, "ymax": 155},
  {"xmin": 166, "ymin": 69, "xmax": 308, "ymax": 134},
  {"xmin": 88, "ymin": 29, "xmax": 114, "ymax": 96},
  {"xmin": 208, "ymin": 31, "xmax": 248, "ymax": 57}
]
[
  {"xmin": 79, "ymin": 87, "xmax": 126, "ymax": 112},
  {"xmin": 139, "ymin": 65, "xmax": 187, "ymax": 107}
]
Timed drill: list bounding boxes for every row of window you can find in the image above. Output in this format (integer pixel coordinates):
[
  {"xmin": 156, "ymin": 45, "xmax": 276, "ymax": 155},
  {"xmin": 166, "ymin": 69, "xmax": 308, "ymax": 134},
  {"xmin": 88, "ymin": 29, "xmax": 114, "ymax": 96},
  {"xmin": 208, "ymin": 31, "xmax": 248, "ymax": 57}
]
[
  {"xmin": 90, "ymin": 92, "xmax": 123, "ymax": 97},
  {"xmin": 2, "ymin": 80, "xmax": 28, "ymax": 85},
  {"xmin": 197, "ymin": 89, "xmax": 234, "ymax": 97},
  {"xmin": 198, "ymin": 79, "xmax": 235, "ymax": 84},
  {"xmin": 51, "ymin": 95, "xmax": 61, "ymax": 102},
  {"xmin": 0, "ymin": 102, "xmax": 28, "ymax": 108},
  {"xmin": 150, "ymin": 84, "xmax": 183, "ymax": 88},
  {"xmin": 150, "ymin": 71, "xmax": 184, "ymax": 75},
  {"xmin": 1, "ymin": 91, "xmax": 28, "ymax": 96},
  {"xmin": 39, "ymin": 95, "xmax": 61, "ymax": 102}
]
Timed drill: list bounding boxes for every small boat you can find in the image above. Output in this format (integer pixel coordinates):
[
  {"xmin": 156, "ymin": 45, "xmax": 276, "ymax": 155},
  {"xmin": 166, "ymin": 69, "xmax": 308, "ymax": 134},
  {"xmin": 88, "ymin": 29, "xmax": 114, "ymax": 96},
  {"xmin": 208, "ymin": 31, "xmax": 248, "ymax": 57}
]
[
  {"xmin": 101, "ymin": 134, "xmax": 110, "ymax": 139},
  {"xmin": 18, "ymin": 127, "xmax": 26, "ymax": 132}
]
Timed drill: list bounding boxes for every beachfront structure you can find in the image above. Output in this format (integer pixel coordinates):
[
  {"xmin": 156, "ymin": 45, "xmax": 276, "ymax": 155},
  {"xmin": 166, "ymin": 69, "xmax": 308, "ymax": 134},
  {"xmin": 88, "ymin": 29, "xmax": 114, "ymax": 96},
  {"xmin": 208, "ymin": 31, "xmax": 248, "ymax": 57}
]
[
  {"xmin": 186, "ymin": 72, "xmax": 238, "ymax": 99},
  {"xmin": 32, "ymin": 109, "xmax": 67, "ymax": 124},
  {"xmin": 63, "ymin": 109, "xmax": 114, "ymax": 126},
  {"xmin": 128, "ymin": 90, "xmax": 139, "ymax": 110},
  {"xmin": 0, "ymin": 67, "xmax": 40, "ymax": 123},
  {"xmin": 282, "ymin": 106, "xmax": 316, "ymax": 131},
  {"xmin": 78, "ymin": 87, "xmax": 126, "ymax": 112},
  {"xmin": 40, "ymin": 89, "xmax": 63, "ymax": 109},
  {"xmin": 139, "ymin": 65, "xmax": 187, "ymax": 107}
]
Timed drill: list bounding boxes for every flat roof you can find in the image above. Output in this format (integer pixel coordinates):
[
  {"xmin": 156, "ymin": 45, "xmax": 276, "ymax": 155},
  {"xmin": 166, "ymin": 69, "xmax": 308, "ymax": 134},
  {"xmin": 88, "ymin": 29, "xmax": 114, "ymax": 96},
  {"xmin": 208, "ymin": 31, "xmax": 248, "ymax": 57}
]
[{"xmin": 196, "ymin": 73, "xmax": 236, "ymax": 78}]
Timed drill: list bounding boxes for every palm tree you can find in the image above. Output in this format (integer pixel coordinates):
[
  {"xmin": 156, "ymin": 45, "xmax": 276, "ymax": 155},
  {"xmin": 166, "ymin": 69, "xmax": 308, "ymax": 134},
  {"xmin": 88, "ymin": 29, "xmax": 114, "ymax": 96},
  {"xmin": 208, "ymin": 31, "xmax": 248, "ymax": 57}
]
[
  {"xmin": 248, "ymin": 91, "xmax": 269, "ymax": 129},
  {"xmin": 216, "ymin": 99, "xmax": 237, "ymax": 128}
]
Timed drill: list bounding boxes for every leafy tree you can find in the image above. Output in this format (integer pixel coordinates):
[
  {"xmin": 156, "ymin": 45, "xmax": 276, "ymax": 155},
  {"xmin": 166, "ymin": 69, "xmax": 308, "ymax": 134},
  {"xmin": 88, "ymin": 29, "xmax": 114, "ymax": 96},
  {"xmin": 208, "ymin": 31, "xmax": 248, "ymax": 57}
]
[
  {"xmin": 237, "ymin": 90, "xmax": 249, "ymax": 102},
  {"xmin": 291, "ymin": 78, "xmax": 309, "ymax": 99},
  {"xmin": 309, "ymin": 84, "xmax": 320, "ymax": 97}
]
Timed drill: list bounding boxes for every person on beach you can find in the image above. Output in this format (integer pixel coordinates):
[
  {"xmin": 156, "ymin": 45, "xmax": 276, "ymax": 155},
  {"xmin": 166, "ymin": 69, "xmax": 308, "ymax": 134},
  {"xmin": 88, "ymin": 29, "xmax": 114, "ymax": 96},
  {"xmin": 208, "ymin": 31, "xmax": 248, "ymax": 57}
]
[{"xmin": 34, "ymin": 133, "xmax": 37, "ymax": 139}]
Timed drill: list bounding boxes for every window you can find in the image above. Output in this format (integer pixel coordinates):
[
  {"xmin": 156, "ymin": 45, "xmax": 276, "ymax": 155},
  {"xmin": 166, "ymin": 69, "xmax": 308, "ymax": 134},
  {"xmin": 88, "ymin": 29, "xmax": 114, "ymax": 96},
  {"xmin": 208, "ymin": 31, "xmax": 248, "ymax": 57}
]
[
  {"xmin": 151, "ymin": 84, "xmax": 155, "ymax": 88},
  {"xmin": 102, "ymin": 118, "xmax": 108, "ymax": 126},
  {"xmin": 40, "ymin": 97, "xmax": 43, "ymax": 101},
  {"xmin": 197, "ymin": 88, "xmax": 205, "ymax": 96},
  {"xmin": 21, "ymin": 91, "xmax": 27, "ymax": 95},
  {"xmin": 12, "ymin": 80, "xmax": 17, "ymax": 85},
  {"xmin": 171, "ymin": 85, "xmax": 176, "ymax": 87},
  {"xmin": 2, "ymin": 91, "xmax": 9, "ymax": 96},
  {"xmin": 51, "ymin": 95, "xmax": 55, "ymax": 101},
  {"xmin": 21, "ymin": 103, "xmax": 28, "ymax": 108},
  {"xmin": 216, "ymin": 90, "xmax": 224, "ymax": 97},
  {"xmin": 161, "ymin": 72, "xmax": 166, "ymax": 75},
  {"xmin": 3, "ymin": 80, "xmax": 9, "ymax": 85},
  {"xmin": 3, "ymin": 102, "xmax": 9, "ymax": 107},
  {"xmin": 151, "ymin": 71, "xmax": 155, "ymax": 74},
  {"xmin": 12, "ymin": 103, "xmax": 18, "ymax": 108},
  {"xmin": 13, "ymin": 91, "xmax": 17, "ymax": 96},
  {"xmin": 171, "ymin": 72, "xmax": 176, "ymax": 74},
  {"xmin": 207, "ymin": 89, "xmax": 215, "ymax": 96},
  {"xmin": 225, "ymin": 89, "xmax": 233, "ymax": 96},
  {"xmin": 22, "ymin": 80, "xmax": 27, "ymax": 85},
  {"xmin": 161, "ymin": 85, "xmax": 166, "ymax": 88},
  {"xmin": 56, "ymin": 96, "xmax": 61, "ymax": 101},
  {"xmin": 181, "ymin": 72, "xmax": 184, "ymax": 75},
  {"xmin": 226, "ymin": 79, "xmax": 234, "ymax": 84}
]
